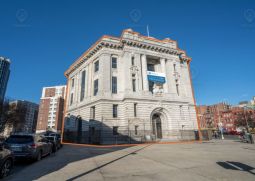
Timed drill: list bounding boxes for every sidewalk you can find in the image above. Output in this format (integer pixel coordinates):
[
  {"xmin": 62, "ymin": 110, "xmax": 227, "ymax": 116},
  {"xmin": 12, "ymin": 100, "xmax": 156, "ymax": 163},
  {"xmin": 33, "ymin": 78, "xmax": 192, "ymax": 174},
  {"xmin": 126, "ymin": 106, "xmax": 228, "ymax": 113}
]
[{"xmin": 5, "ymin": 140, "xmax": 255, "ymax": 181}]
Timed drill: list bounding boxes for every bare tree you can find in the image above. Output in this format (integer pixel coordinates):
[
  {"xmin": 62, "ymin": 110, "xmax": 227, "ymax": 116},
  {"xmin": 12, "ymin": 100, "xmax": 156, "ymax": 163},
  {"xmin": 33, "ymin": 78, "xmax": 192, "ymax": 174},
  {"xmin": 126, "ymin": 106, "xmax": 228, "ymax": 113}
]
[
  {"xmin": 234, "ymin": 111, "xmax": 255, "ymax": 130},
  {"xmin": 0, "ymin": 99, "xmax": 11, "ymax": 133},
  {"xmin": 0, "ymin": 99, "xmax": 27, "ymax": 134}
]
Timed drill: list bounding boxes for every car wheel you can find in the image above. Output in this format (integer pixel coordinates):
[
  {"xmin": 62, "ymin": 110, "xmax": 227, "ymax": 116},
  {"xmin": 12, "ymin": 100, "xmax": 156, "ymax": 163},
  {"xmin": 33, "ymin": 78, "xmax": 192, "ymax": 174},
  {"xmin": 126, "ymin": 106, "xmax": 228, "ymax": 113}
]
[
  {"xmin": 49, "ymin": 147, "xmax": 53, "ymax": 155},
  {"xmin": 36, "ymin": 151, "xmax": 42, "ymax": 161},
  {"xmin": 0, "ymin": 159, "xmax": 13, "ymax": 178},
  {"xmin": 52, "ymin": 145, "xmax": 57, "ymax": 152}
]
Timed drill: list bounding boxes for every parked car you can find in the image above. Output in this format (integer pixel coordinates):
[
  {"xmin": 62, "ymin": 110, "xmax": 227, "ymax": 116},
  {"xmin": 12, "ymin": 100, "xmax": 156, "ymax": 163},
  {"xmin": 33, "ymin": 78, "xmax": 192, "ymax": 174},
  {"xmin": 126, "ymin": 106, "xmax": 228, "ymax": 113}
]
[
  {"xmin": 49, "ymin": 133, "xmax": 62, "ymax": 148},
  {"xmin": 0, "ymin": 143, "xmax": 14, "ymax": 178},
  {"xmin": 0, "ymin": 136, "xmax": 6, "ymax": 144},
  {"xmin": 44, "ymin": 136, "xmax": 60, "ymax": 152},
  {"xmin": 228, "ymin": 130, "xmax": 241, "ymax": 135},
  {"xmin": 4, "ymin": 134, "xmax": 53, "ymax": 161}
]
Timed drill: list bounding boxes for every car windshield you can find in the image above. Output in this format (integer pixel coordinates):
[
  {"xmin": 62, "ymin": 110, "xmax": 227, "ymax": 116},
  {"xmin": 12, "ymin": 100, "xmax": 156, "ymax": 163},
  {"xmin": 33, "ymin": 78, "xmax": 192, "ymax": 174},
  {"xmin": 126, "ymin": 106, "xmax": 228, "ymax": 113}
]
[
  {"xmin": 5, "ymin": 135, "xmax": 33, "ymax": 144},
  {"xmin": 50, "ymin": 134, "xmax": 60, "ymax": 138},
  {"xmin": 45, "ymin": 137, "xmax": 54, "ymax": 141}
]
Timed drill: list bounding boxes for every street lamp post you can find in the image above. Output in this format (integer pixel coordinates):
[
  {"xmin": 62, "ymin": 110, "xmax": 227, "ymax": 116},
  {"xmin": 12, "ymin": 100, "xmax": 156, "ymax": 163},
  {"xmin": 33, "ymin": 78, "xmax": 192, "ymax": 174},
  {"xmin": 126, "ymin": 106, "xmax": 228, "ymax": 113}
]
[
  {"xmin": 217, "ymin": 108, "xmax": 224, "ymax": 140},
  {"xmin": 218, "ymin": 122, "xmax": 224, "ymax": 140},
  {"xmin": 243, "ymin": 106, "xmax": 250, "ymax": 132},
  {"xmin": 181, "ymin": 125, "xmax": 185, "ymax": 141}
]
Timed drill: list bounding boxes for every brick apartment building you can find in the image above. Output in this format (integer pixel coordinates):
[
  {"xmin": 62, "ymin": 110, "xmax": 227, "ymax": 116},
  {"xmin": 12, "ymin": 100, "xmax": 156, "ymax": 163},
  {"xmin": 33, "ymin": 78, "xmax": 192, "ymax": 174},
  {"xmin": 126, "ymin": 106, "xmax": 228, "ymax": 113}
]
[
  {"xmin": 197, "ymin": 103, "xmax": 232, "ymax": 129},
  {"xmin": 197, "ymin": 102, "xmax": 255, "ymax": 132},
  {"xmin": 231, "ymin": 106, "xmax": 255, "ymax": 129},
  {"xmin": 36, "ymin": 85, "xmax": 66, "ymax": 133}
]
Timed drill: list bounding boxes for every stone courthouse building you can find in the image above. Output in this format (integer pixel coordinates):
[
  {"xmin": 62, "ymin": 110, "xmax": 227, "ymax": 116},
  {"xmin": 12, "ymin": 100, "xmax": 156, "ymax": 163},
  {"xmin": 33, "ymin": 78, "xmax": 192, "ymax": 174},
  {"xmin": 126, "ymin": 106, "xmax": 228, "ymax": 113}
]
[{"xmin": 63, "ymin": 29, "xmax": 199, "ymax": 144}]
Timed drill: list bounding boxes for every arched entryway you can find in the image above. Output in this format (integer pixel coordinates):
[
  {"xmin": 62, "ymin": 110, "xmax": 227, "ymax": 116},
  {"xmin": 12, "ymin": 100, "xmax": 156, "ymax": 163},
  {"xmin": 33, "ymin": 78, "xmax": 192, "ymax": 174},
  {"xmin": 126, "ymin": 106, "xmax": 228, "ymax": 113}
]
[
  {"xmin": 152, "ymin": 114, "xmax": 162, "ymax": 139},
  {"xmin": 150, "ymin": 107, "xmax": 169, "ymax": 140}
]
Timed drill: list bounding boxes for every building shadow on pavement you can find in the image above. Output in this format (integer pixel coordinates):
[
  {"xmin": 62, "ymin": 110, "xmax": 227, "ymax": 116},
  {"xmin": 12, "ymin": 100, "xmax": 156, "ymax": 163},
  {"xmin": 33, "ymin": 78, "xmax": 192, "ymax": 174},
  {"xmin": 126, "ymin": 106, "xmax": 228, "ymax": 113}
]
[
  {"xmin": 217, "ymin": 161, "xmax": 255, "ymax": 175},
  {"xmin": 5, "ymin": 114, "xmax": 151, "ymax": 181},
  {"xmin": 5, "ymin": 144, "xmax": 136, "ymax": 181},
  {"xmin": 66, "ymin": 144, "xmax": 150, "ymax": 181}
]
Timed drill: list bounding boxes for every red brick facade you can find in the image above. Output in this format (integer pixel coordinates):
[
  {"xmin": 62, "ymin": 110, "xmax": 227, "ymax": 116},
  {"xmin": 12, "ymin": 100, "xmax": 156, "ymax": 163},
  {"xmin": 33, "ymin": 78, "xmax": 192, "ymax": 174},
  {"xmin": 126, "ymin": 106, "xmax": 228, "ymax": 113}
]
[
  {"xmin": 45, "ymin": 88, "xmax": 56, "ymax": 97},
  {"xmin": 36, "ymin": 86, "xmax": 66, "ymax": 133},
  {"xmin": 197, "ymin": 103, "xmax": 255, "ymax": 132},
  {"xmin": 36, "ymin": 99, "xmax": 50, "ymax": 131}
]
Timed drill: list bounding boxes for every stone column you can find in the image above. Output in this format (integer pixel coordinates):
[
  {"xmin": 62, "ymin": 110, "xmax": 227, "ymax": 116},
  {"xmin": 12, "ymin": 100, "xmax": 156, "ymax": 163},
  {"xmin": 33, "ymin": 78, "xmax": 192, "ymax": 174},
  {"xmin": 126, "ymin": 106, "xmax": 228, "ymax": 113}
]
[
  {"xmin": 100, "ymin": 53, "xmax": 111, "ymax": 96},
  {"xmin": 141, "ymin": 54, "xmax": 149, "ymax": 91},
  {"xmin": 166, "ymin": 59, "xmax": 176, "ymax": 94},
  {"xmin": 134, "ymin": 53, "xmax": 143, "ymax": 91},
  {"xmin": 75, "ymin": 73, "xmax": 79, "ymax": 104},
  {"xmin": 122, "ymin": 51, "xmax": 132, "ymax": 93},
  {"xmin": 160, "ymin": 58, "xmax": 168, "ymax": 93},
  {"xmin": 87, "ymin": 62, "xmax": 92, "ymax": 98},
  {"xmin": 85, "ymin": 65, "xmax": 89, "ymax": 98}
]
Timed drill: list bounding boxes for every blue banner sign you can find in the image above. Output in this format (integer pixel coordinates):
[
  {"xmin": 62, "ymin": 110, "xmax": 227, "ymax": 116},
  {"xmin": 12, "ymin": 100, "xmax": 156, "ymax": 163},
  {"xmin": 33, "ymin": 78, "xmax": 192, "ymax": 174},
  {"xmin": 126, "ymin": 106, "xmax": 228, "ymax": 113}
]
[{"xmin": 147, "ymin": 71, "xmax": 166, "ymax": 84}]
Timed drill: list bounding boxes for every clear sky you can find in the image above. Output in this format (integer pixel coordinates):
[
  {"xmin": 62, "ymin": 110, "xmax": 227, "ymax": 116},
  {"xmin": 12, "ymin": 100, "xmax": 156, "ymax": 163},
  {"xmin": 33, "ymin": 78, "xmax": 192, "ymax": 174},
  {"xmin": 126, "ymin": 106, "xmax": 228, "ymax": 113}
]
[{"xmin": 0, "ymin": 0, "xmax": 254, "ymax": 105}]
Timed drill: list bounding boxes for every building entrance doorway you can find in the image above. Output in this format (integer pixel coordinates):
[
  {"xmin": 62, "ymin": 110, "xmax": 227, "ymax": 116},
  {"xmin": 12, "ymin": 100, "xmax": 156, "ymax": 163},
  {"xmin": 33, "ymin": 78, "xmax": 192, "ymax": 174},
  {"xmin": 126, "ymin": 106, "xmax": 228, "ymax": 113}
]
[{"xmin": 152, "ymin": 114, "xmax": 162, "ymax": 139}]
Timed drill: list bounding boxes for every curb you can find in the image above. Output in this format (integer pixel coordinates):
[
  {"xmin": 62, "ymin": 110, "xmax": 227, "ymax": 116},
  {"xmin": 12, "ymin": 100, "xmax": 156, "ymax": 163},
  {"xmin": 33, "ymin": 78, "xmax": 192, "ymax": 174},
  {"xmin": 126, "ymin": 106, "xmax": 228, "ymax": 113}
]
[{"xmin": 61, "ymin": 140, "xmax": 203, "ymax": 148}]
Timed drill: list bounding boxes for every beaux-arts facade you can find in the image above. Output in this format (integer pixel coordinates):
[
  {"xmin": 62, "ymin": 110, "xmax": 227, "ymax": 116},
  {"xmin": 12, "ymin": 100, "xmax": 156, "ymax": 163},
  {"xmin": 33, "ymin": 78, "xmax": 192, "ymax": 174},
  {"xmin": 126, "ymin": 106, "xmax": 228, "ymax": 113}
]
[{"xmin": 63, "ymin": 29, "xmax": 199, "ymax": 144}]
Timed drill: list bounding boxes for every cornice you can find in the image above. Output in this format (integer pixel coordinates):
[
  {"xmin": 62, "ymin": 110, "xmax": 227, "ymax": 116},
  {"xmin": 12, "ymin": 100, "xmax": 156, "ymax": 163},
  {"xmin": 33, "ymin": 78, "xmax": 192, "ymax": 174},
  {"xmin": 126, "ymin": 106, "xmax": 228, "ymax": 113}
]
[{"xmin": 65, "ymin": 29, "xmax": 192, "ymax": 77}]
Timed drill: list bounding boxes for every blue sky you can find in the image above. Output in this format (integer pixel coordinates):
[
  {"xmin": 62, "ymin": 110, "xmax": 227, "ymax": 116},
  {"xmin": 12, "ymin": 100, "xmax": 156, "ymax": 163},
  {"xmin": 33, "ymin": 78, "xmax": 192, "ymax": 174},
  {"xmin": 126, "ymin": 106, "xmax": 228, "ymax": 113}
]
[{"xmin": 0, "ymin": 0, "xmax": 254, "ymax": 105}]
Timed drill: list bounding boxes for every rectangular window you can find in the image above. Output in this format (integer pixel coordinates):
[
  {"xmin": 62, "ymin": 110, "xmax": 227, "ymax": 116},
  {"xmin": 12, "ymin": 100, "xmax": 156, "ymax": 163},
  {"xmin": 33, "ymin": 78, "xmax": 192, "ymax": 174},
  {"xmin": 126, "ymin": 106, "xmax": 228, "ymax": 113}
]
[
  {"xmin": 180, "ymin": 105, "xmax": 184, "ymax": 120},
  {"xmin": 66, "ymin": 119, "xmax": 70, "ymax": 126},
  {"xmin": 112, "ymin": 57, "xmax": 117, "ymax": 68},
  {"xmin": 94, "ymin": 79, "xmax": 98, "ymax": 96},
  {"xmin": 71, "ymin": 78, "xmax": 75, "ymax": 88},
  {"xmin": 113, "ymin": 104, "xmax": 118, "ymax": 118},
  {"xmin": 132, "ymin": 79, "xmax": 136, "ymax": 92},
  {"xmin": 134, "ymin": 103, "xmax": 137, "ymax": 117},
  {"xmin": 90, "ymin": 106, "xmax": 95, "ymax": 119},
  {"xmin": 94, "ymin": 61, "xmax": 99, "ymax": 72},
  {"xmin": 113, "ymin": 126, "xmax": 119, "ymax": 135},
  {"xmin": 149, "ymin": 81, "xmax": 154, "ymax": 93},
  {"xmin": 112, "ymin": 76, "xmax": 117, "ymax": 94},
  {"xmin": 70, "ymin": 93, "xmax": 74, "ymax": 105},
  {"xmin": 147, "ymin": 64, "xmax": 155, "ymax": 71},
  {"xmin": 131, "ymin": 57, "xmax": 135, "ymax": 66},
  {"xmin": 135, "ymin": 125, "xmax": 139, "ymax": 135},
  {"xmin": 80, "ymin": 70, "xmax": 86, "ymax": 101},
  {"xmin": 173, "ymin": 64, "xmax": 176, "ymax": 72},
  {"xmin": 176, "ymin": 80, "xmax": 179, "ymax": 96}
]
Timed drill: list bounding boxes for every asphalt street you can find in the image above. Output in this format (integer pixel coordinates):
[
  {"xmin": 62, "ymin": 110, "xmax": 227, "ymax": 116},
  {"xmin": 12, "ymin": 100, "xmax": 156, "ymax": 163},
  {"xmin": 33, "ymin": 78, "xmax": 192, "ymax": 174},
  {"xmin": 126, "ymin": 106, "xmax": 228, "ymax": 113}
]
[{"xmin": 4, "ymin": 139, "xmax": 255, "ymax": 181}]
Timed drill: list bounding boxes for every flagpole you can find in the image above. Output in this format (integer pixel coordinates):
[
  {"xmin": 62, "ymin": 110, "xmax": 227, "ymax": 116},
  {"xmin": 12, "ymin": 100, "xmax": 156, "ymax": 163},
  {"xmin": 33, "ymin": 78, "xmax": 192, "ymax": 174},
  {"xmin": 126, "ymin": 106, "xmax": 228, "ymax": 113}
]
[{"xmin": 147, "ymin": 25, "xmax": 150, "ymax": 37}]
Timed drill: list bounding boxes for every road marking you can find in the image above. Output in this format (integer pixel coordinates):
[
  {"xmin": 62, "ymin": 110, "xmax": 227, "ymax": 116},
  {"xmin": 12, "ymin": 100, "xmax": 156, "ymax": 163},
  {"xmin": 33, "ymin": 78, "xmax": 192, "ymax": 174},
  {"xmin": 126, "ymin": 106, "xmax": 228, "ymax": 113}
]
[{"xmin": 226, "ymin": 161, "xmax": 244, "ymax": 171}]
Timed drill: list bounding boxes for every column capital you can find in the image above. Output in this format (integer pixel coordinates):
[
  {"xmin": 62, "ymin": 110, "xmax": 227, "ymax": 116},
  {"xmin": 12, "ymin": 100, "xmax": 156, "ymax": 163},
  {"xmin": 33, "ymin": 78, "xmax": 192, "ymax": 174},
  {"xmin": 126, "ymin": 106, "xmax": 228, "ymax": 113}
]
[{"xmin": 141, "ymin": 54, "xmax": 146, "ymax": 58}]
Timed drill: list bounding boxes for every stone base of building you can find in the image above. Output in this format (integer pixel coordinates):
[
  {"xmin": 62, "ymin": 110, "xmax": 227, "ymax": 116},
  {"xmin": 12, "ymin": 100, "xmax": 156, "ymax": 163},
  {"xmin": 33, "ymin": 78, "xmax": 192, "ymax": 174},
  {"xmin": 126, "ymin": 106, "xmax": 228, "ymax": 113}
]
[
  {"xmin": 64, "ymin": 99, "xmax": 199, "ymax": 145},
  {"xmin": 63, "ymin": 129, "xmax": 198, "ymax": 145}
]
